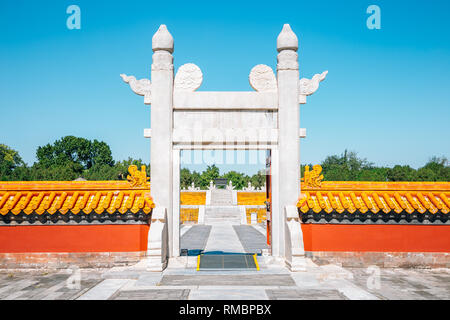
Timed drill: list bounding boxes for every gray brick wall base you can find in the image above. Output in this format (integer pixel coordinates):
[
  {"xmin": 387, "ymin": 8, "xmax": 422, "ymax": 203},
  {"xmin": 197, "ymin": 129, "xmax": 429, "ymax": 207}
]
[{"xmin": 306, "ymin": 251, "xmax": 450, "ymax": 268}]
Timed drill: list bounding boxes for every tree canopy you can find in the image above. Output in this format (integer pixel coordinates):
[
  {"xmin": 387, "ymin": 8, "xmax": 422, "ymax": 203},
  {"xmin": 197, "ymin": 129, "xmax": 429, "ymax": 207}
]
[
  {"xmin": 0, "ymin": 141, "xmax": 448, "ymax": 183},
  {"xmin": 36, "ymin": 136, "xmax": 113, "ymax": 169},
  {"xmin": 180, "ymin": 165, "xmax": 265, "ymax": 190},
  {"xmin": 302, "ymin": 150, "xmax": 449, "ymax": 182},
  {"xmin": 0, "ymin": 137, "xmax": 148, "ymax": 181},
  {"xmin": 0, "ymin": 144, "xmax": 26, "ymax": 181}
]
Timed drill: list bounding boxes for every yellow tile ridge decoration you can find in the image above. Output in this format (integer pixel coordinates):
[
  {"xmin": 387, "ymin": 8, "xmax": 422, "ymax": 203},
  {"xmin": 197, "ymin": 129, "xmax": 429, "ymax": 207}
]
[
  {"xmin": 127, "ymin": 165, "xmax": 150, "ymax": 188},
  {"xmin": 301, "ymin": 165, "xmax": 324, "ymax": 188}
]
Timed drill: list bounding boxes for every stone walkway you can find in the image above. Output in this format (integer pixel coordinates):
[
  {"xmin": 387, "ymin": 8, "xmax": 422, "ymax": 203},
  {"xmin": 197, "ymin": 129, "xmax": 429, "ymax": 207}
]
[
  {"xmin": 180, "ymin": 225, "xmax": 211, "ymax": 255},
  {"xmin": 233, "ymin": 225, "xmax": 269, "ymax": 254},
  {"xmin": 1, "ymin": 221, "xmax": 449, "ymax": 300},
  {"xmin": 1, "ymin": 206, "xmax": 449, "ymax": 300},
  {"xmin": 181, "ymin": 202, "xmax": 267, "ymax": 255},
  {"xmin": 0, "ymin": 263, "xmax": 449, "ymax": 300}
]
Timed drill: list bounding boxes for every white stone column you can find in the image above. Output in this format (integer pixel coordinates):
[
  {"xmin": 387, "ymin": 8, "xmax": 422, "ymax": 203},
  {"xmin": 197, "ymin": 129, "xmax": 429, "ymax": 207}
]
[
  {"xmin": 150, "ymin": 25, "xmax": 175, "ymax": 257},
  {"xmin": 276, "ymin": 24, "xmax": 300, "ymax": 258}
]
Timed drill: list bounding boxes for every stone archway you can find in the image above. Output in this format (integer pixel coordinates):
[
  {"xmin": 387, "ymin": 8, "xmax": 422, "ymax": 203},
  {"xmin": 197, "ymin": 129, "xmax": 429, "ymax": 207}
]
[{"xmin": 121, "ymin": 24, "xmax": 327, "ymax": 270}]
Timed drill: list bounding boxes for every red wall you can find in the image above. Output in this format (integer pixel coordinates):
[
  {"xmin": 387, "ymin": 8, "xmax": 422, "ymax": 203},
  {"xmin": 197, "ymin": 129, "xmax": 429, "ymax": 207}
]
[
  {"xmin": 301, "ymin": 224, "xmax": 450, "ymax": 252},
  {"xmin": 0, "ymin": 224, "xmax": 149, "ymax": 253},
  {"xmin": 1, "ymin": 224, "xmax": 449, "ymax": 254}
]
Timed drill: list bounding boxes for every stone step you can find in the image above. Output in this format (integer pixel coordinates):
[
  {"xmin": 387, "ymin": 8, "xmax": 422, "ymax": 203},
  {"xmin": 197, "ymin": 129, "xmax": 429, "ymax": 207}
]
[
  {"xmin": 204, "ymin": 206, "xmax": 241, "ymax": 225},
  {"xmin": 210, "ymin": 189, "xmax": 233, "ymax": 205}
]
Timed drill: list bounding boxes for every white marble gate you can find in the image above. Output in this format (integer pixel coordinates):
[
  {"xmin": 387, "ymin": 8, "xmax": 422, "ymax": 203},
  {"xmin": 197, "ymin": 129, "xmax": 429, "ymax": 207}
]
[{"xmin": 121, "ymin": 24, "xmax": 327, "ymax": 271}]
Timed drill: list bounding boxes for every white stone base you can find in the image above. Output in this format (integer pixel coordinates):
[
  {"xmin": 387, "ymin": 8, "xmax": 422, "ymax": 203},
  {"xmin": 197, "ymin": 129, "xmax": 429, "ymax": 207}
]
[
  {"xmin": 256, "ymin": 255, "xmax": 285, "ymax": 268},
  {"xmin": 285, "ymin": 255, "xmax": 307, "ymax": 272},
  {"xmin": 167, "ymin": 256, "xmax": 198, "ymax": 269},
  {"xmin": 133, "ymin": 256, "xmax": 168, "ymax": 272},
  {"xmin": 145, "ymin": 207, "xmax": 168, "ymax": 271}
]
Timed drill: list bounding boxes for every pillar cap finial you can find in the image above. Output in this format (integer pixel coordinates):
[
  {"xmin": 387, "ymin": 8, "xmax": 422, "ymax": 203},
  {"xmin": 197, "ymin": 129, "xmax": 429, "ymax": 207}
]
[
  {"xmin": 152, "ymin": 24, "xmax": 174, "ymax": 53},
  {"xmin": 277, "ymin": 24, "xmax": 298, "ymax": 52}
]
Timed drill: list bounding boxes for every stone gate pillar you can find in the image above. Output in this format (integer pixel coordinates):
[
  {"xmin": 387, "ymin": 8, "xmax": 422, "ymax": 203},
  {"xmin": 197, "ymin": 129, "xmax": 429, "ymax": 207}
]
[
  {"xmin": 275, "ymin": 24, "xmax": 300, "ymax": 258},
  {"xmin": 150, "ymin": 25, "xmax": 175, "ymax": 257}
]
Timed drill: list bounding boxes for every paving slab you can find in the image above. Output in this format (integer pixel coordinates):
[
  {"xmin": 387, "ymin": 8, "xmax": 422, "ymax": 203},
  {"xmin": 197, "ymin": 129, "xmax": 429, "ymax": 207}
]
[
  {"xmin": 56, "ymin": 277, "xmax": 105, "ymax": 300},
  {"xmin": 233, "ymin": 225, "xmax": 269, "ymax": 254},
  {"xmin": 0, "ymin": 279, "xmax": 38, "ymax": 299},
  {"xmin": 135, "ymin": 273, "xmax": 164, "ymax": 287},
  {"xmin": 290, "ymin": 272, "xmax": 328, "ymax": 288},
  {"xmin": 0, "ymin": 271, "xmax": 104, "ymax": 300},
  {"xmin": 189, "ymin": 288, "xmax": 268, "ymax": 300},
  {"xmin": 111, "ymin": 289, "xmax": 190, "ymax": 300},
  {"xmin": 327, "ymin": 279, "xmax": 379, "ymax": 300},
  {"xmin": 180, "ymin": 225, "xmax": 212, "ymax": 255},
  {"xmin": 204, "ymin": 225, "xmax": 244, "ymax": 253},
  {"xmin": 0, "ymin": 266, "xmax": 449, "ymax": 300},
  {"xmin": 345, "ymin": 267, "xmax": 450, "ymax": 300},
  {"xmin": 77, "ymin": 279, "xmax": 130, "ymax": 300},
  {"xmin": 266, "ymin": 288, "xmax": 347, "ymax": 300},
  {"xmin": 159, "ymin": 274, "xmax": 296, "ymax": 286}
]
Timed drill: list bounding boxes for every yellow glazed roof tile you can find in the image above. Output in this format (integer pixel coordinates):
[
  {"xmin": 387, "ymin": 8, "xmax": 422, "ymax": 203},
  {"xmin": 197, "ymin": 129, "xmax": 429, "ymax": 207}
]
[
  {"xmin": 0, "ymin": 181, "xmax": 154, "ymax": 216},
  {"xmin": 297, "ymin": 181, "xmax": 450, "ymax": 215}
]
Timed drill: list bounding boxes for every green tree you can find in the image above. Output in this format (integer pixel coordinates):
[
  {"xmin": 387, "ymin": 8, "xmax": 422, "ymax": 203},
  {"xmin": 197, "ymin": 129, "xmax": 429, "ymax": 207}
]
[
  {"xmin": 180, "ymin": 168, "xmax": 193, "ymax": 189},
  {"xmin": 199, "ymin": 165, "xmax": 220, "ymax": 188},
  {"xmin": 416, "ymin": 167, "xmax": 437, "ymax": 181},
  {"xmin": 34, "ymin": 136, "xmax": 115, "ymax": 180},
  {"xmin": 387, "ymin": 165, "xmax": 417, "ymax": 181},
  {"xmin": 357, "ymin": 167, "xmax": 389, "ymax": 181},
  {"xmin": 28, "ymin": 162, "xmax": 80, "ymax": 181},
  {"xmin": 249, "ymin": 170, "xmax": 266, "ymax": 189},
  {"xmin": 418, "ymin": 156, "xmax": 449, "ymax": 181},
  {"xmin": 36, "ymin": 136, "xmax": 113, "ymax": 169},
  {"xmin": 191, "ymin": 171, "xmax": 201, "ymax": 188},
  {"xmin": 3, "ymin": 139, "xmax": 449, "ymax": 183},
  {"xmin": 222, "ymin": 171, "xmax": 247, "ymax": 190},
  {"xmin": 321, "ymin": 150, "xmax": 374, "ymax": 181},
  {"xmin": 90, "ymin": 140, "xmax": 115, "ymax": 168},
  {"xmin": 321, "ymin": 164, "xmax": 349, "ymax": 181},
  {"xmin": 0, "ymin": 144, "xmax": 26, "ymax": 181}
]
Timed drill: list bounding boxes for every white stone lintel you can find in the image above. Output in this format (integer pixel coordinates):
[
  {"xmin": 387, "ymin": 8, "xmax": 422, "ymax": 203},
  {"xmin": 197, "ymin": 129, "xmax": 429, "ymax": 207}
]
[
  {"xmin": 174, "ymin": 91, "xmax": 278, "ymax": 110},
  {"xmin": 172, "ymin": 128, "xmax": 278, "ymax": 145},
  {"xmin": 173, "ymin": 144, "xmax": 277, "ymax": 150}
]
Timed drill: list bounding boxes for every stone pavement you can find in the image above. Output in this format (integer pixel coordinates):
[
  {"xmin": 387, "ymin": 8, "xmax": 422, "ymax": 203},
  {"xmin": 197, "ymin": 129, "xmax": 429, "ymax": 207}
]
[
  {"xmin": 181, "ymin": 202, "xmax": 267, "ymax": 255},
  {"xmin": 0, "ymin": 262, "xmax": 449, "ymax": 300},
  {"xmin": 233, "ymin": 225, "xmax": 269, "ymax": 254},
  {"xmin": 203, "ymin": 219, "xmax": 245, "ymax": 254},
  {"xmin": 180, "ymin": 225, "xmax": 211, "ymax": 255},
  {"xmin": 1, "ymin": 208, "xmax": 449, "ymax": 300}
]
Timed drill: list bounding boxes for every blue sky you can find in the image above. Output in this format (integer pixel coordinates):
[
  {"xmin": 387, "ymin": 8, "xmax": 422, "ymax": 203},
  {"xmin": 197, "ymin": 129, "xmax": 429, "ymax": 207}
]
[{"xmin": 0, "ymin": 0, "xmax": 449, "ymax": 175}]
